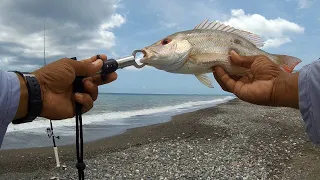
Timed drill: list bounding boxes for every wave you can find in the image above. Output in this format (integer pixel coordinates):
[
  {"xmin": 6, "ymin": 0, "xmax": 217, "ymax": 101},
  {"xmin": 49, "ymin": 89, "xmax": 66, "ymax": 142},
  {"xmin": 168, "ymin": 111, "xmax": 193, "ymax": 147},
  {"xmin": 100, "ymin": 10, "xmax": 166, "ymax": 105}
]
[{"xmin": 6, "ymin": 96, "xmax": 235, "ymax": 132}]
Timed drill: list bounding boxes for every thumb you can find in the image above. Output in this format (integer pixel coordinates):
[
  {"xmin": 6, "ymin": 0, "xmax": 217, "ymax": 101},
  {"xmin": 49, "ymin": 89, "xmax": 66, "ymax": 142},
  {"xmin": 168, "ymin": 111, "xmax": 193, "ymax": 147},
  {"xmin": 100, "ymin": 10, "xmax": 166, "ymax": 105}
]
[
  {"xmin": 68, "ymin": 59, "xmax": 103, "ymax": 77},
  {"xmin": 229, "ymin": 50, "xmax": 256, "ymax": 69}
]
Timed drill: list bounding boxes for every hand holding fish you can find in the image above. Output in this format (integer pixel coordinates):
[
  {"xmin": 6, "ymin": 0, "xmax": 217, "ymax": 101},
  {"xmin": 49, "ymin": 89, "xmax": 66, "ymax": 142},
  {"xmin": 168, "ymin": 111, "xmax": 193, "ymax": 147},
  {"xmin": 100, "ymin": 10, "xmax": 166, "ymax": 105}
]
[{"xmin": 213, "ymin": 50, "xmax": 299, "ymax": 109}]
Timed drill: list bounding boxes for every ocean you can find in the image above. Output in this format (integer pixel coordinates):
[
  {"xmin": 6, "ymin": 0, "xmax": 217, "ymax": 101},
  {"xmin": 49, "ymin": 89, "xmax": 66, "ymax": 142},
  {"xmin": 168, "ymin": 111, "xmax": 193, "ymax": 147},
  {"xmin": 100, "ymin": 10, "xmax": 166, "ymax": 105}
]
[{"xmin": 1, "ymin": 93, "xmax": 235, "ymax": 150}]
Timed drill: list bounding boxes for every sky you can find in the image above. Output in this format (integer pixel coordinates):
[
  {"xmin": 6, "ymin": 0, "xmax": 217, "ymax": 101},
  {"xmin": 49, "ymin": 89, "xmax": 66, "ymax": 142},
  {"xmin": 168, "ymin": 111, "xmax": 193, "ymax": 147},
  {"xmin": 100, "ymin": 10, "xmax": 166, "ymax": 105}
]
[{"xmin": 0, "ymin": 0, "xmax": 318, "ymax": 95}]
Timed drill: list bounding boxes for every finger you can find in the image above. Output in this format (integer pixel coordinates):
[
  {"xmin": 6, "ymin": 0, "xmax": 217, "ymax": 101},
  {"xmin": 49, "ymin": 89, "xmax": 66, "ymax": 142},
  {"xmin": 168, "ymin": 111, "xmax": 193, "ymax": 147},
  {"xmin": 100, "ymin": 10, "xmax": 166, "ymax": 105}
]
[
  {"xmin": 229, "ymin": 50, "xmax": 256, "ymax": 69},
  {"xmin": 84, "ymin": 71, "xmax": 118, "ymax": 86},
  {"xmin": 67, "ymin": 58, "xmax": 103, "ymax": 77},
  {"xmin": 68, "ymin": 54, "xmax": 108, "ymax": 77},
  {"xmin": 213, "ymin": 67, "xmax": 240, "ymax": 81},
  {"xmin": 83, "ymin": 54, "xmax": 108, "ymax": 63},
  {"xmin": 233, "ymin": 76, "xmax": 250, "ymax": 95},
  {"xmin": 239, "ymin": 75, "xmax": 251, "ymax": 84},
  {"xmin": 213, "ymin": 69, "xmax": 229, "ymax": 92},
  {"xmin": 214, "ymin": 66, "xmax": 236, "ymax": 93},
  {"xmin": 230, "ymin": 75, "xmax": 240, "ymax": 81},
  {"xmin": 74, "ymin": 93, "xmax": 94, "ymax": 114},
  {"xmin": 83, "ymin": 79, "xmax": 98, "ymax": 101}
]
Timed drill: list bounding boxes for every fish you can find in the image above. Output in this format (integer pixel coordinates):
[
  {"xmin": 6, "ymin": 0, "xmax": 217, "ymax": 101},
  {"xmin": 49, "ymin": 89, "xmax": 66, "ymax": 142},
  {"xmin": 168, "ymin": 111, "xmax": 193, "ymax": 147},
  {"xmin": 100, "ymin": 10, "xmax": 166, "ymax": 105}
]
[{"xmin": 139, "ymin": 20, "xmax": 302, "ymax": 88}]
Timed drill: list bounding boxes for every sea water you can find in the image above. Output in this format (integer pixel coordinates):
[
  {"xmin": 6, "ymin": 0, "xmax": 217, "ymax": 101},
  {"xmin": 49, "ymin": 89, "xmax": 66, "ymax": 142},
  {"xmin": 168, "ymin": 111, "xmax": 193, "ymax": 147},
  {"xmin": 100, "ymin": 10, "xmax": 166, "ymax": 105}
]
[{"xmin": 1, "ymin": 93, "xmax": 235, "ymax": 150}]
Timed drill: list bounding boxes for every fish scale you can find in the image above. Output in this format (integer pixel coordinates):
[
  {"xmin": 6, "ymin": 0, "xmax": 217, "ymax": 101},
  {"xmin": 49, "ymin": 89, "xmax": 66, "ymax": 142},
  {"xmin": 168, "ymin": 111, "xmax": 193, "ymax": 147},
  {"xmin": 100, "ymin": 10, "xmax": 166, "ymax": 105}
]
[
  {"xmin": 140, "ymin": 20, "xmax": 302, "ymax": 88},
  {"xmin": 187, "ymin": 32, "xmax": 258, "ymax": 57}
]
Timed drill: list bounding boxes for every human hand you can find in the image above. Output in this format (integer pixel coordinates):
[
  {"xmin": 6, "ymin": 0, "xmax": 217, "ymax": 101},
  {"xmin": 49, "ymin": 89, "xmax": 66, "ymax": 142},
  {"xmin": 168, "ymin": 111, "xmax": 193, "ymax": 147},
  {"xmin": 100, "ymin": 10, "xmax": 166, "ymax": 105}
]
[
  {"xmin": 212, "ymin": 50, "xmax": 299, "ymax": 109},
  {"xmin": 31, "ymin": 54, "xmax": 117, "ymax": 120}
]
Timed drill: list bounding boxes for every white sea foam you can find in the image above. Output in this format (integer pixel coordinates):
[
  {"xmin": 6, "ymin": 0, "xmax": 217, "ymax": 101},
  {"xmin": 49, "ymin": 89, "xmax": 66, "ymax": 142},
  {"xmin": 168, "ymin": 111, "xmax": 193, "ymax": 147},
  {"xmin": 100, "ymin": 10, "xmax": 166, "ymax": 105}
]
[{"xmin": 6, "ymin": 96, "xmax": 235, "ymax": 132}]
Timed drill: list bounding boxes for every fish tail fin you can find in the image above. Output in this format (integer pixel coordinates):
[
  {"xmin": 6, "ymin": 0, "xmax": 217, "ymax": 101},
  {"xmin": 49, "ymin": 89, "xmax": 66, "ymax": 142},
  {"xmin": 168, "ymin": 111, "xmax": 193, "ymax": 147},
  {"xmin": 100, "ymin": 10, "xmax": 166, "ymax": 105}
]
[{"xmin": 275, "ymin": 55, "xmax": 302, "ymax": 73}]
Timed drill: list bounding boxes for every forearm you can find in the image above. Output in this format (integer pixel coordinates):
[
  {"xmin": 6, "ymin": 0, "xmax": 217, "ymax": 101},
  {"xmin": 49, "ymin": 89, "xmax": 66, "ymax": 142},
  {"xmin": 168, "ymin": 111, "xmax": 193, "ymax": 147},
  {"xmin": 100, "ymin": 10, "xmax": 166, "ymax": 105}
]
[
  {"xmin": 298, "ymin": 61, "xmax": 320, "ymax": 144},
  {"xmin": 274, "ymin": 72, "xmax": 299, "ymax": 109}
]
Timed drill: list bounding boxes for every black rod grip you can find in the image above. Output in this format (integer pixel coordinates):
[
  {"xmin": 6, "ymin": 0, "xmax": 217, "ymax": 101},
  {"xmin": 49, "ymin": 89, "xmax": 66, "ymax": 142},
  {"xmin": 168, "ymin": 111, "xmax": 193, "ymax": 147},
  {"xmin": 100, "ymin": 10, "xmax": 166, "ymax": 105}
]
[
  {"xmin": 70, "ymin": 57, "xmax": 84, "ymax": 114},
  {"xmin": 101, "ymin": 59, "xmax": 118, "ymax": 81}
]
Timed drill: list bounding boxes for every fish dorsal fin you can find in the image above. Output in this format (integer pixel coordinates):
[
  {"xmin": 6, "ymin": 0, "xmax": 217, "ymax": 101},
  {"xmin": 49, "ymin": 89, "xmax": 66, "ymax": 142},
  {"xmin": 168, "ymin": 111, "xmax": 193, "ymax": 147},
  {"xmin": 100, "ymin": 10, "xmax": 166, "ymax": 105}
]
[{"xmin": 194, "ymin": 19, "xmax": 264, "ymax": 47}]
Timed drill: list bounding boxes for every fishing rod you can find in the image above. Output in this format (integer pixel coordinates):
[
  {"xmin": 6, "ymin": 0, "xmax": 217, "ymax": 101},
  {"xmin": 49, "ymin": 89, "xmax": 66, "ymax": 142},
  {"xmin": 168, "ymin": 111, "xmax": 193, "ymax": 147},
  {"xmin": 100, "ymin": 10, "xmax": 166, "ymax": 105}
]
[
  {"xmin": 71, "ymin": 50, "xmax": 145, "ymax": 180},
  {"xmin": 46, "ymin": 123, "xmax": 60, "ymax": 167},
  {"xmin": 43, "ymin": 20, "xmax": 61, "ymax": 168}
]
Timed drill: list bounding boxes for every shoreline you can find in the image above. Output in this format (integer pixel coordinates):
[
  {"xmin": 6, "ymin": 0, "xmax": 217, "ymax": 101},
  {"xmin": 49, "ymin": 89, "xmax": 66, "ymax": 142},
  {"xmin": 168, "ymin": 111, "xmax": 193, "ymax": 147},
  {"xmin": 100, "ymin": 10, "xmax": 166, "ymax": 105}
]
[
  {"xmin": 1, "ymin": 98, "xmax": 320, "ymax": 179},
  {"xmin": 1, "ymin": 95, "xmax": 235, "ymax": 150},
  {"xmin": 0, "ymin": 99, "xmax": 237, "ymax": 172},
  {"xmin": 0, "ymin": 98, "xmax": 237, "ymax": 153}
]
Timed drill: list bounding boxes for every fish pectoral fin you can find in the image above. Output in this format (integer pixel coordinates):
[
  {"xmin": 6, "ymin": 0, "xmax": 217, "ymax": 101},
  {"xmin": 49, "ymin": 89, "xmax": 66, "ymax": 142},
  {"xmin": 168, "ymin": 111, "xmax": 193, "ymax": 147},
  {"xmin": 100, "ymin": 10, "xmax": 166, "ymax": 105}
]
[
  {"xmin": 189, "ymin": 53, "xmax": 229, "ymax": 65},
  {"xmin": 165, "ymin": 48, "xmax": 192, "ymax": 72},
  {"xmin": 195, "ymin": 74, "xmax": 214, "ymax": 88}
]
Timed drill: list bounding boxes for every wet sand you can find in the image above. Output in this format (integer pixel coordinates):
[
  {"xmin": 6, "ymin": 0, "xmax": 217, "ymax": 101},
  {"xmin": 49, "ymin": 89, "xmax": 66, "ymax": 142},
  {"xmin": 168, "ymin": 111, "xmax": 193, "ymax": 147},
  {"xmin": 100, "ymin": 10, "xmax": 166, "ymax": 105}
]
[{"xmin": 1, "ymin": 98, "xmax": 320, "ymax": 180}]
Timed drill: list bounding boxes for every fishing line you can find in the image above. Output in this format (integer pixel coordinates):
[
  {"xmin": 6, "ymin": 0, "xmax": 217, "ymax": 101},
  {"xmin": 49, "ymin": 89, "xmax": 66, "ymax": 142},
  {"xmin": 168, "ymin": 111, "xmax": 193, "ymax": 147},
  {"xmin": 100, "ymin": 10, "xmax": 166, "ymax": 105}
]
[{"xmin": 71, "ymin": 57, "xmax": 86, "ymax": 180}]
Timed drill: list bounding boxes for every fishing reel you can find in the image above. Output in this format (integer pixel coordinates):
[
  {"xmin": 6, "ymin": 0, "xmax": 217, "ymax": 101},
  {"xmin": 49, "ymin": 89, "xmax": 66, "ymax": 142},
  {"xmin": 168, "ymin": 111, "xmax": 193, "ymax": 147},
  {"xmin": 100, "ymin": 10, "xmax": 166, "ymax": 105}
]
[{"xmin": 46, "ymin": 127, "xmax": 60, "ymax": 139}]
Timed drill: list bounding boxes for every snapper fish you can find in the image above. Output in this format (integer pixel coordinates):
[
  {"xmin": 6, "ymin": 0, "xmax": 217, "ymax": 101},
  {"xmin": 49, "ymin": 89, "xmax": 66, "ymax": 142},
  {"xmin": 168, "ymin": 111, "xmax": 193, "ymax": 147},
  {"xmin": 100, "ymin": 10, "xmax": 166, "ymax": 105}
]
[{"xmin": 139, "ymin": 20, "xmax": 302, "ymax": 88}]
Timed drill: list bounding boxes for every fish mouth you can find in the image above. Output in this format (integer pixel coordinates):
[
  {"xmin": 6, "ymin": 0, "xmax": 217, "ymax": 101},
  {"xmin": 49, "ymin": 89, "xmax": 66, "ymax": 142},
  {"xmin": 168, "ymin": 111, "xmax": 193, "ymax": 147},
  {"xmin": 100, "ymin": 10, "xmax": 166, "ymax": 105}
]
[
  {"xmin": 138, "ymin": 48, "xmax": 167, "ymax": 69},
  {"xmin": 141, "ymin": 49, "xmax": 147, "ymax": 59},
  {"xmin": 139, "ymin": 48, "xmax": 150, "ymax": 64}
]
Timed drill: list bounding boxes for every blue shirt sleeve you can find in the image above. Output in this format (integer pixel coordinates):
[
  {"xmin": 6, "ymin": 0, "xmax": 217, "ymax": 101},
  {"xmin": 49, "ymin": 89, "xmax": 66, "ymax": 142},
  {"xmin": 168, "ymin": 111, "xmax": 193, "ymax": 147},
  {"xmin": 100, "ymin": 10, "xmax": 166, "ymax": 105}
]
[
  {"xmin": 0, "ymin": 71, "xmax": 20, "ymax": 148},
  {"xmin": 299, "ymin": 60, "xmax": 320, "ymax": 144}
]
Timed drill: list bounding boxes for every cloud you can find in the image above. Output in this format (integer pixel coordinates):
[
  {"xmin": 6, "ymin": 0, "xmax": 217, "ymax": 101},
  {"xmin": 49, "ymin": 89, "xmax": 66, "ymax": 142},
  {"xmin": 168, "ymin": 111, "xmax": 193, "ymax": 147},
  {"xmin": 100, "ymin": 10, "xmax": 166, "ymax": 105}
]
[
  {"xmin": 298, "ymin": 0, "xmax": 312, "ymax": 9},
  {"xmin": 147, "ymin": 0, "xmax": 224, "ymax": 31},
  {"xmin": 263, "ymin": 38, "xmax": 292, "ymax": 49},
  {"xmin": 141, "ymin": 3, "xmax": 303, "ymax": 49},
  {"xmin": 0, "ymin": 0, "xmax": 125, "ymax": 71},
  {"xmin": 285, "ymin": 0, "xmax": 313, "ymax": 9},
  {"xmin": 123, "ymin": 66, "xmax": 145, "ymax": 71},
  {"xmin": 160, "ymin": 22, "xmax": 179, "ymax": 29},
  {"xmin": 222, "ymin": 9, "xmax": 304, "ymax": 48}
]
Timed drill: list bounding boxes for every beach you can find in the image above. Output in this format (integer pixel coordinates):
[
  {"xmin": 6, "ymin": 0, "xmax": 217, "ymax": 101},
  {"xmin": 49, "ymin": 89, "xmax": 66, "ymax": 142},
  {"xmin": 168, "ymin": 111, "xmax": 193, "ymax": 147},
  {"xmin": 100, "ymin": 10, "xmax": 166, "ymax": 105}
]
[{"xmin": 0, "ymin": 98, "xmax": 320, "ymax": 180}]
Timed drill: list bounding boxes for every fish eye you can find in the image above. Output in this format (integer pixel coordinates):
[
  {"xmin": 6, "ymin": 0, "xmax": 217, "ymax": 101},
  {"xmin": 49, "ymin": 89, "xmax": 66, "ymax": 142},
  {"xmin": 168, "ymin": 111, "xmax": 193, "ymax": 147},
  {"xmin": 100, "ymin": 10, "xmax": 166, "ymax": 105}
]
[{"xmin": 161, "ymin": 38, "xmax": 171, "ymax": 45}]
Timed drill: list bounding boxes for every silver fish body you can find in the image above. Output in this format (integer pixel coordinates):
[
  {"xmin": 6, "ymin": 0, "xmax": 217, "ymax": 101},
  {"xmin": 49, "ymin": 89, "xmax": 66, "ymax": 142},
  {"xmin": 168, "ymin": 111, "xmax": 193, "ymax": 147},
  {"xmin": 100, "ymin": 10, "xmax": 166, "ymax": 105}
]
[{"xmin": 140, "ymin": 20, "xmax": 302, "ymax": 88}]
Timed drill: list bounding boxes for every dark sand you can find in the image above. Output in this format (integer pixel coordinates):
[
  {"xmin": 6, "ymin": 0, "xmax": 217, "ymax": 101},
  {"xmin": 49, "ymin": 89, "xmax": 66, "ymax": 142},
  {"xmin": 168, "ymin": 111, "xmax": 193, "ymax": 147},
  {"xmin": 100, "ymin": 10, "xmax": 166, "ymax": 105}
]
[{"xmin": 1, "ymin": 99, "xmax": 320, "ymax": 179}]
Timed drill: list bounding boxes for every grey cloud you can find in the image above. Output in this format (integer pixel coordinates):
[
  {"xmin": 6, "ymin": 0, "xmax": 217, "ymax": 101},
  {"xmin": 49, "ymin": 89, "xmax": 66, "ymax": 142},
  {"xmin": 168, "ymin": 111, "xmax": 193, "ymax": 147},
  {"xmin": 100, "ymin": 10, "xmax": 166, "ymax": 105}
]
[
  {"xmin": 0, "ymin": 0, "xmax": 125, "ymax": 71},
  {"xmin": 0, "ymin": 0, "xmax": 116, "ymax": 32}
]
